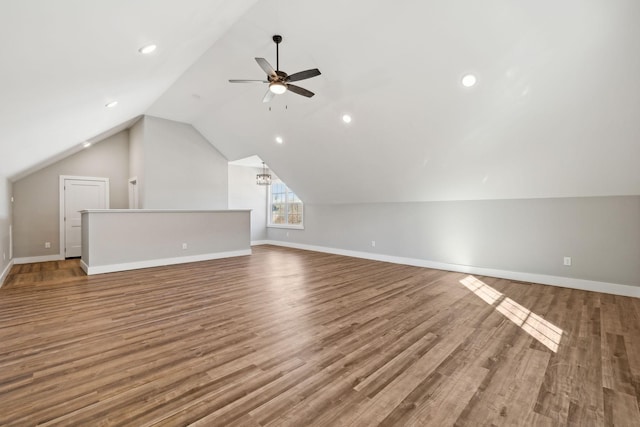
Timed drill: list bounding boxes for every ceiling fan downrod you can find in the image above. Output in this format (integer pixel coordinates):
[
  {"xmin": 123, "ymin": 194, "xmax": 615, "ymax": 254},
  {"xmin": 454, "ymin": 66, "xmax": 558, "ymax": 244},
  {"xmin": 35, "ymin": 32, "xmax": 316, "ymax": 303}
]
[{"xmin": 273, "ymin": 35, "xmax": 282, "ymax": 71}]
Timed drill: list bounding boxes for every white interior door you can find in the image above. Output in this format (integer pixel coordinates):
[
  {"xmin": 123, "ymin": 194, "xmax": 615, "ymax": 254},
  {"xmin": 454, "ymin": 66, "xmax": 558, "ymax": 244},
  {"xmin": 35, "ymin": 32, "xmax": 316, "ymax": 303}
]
[{"xmin": 64, "ymin": 178, "xmax": 108, "ymax": 258}]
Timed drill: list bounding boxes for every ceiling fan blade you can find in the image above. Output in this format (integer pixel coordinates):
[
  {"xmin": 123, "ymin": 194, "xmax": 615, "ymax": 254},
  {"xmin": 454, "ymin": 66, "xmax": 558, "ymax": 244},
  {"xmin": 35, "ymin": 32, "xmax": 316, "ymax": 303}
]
[
  {"xmin": 287, "ymin": 68, "xmax": 321, "ymax": 82},
  {"xmin": 229, "ymin": 79, "xmax": 268, "ymax": 83},
  {"xmin": 262, "ymin": 89, "xmax": 276, "ymax": 103},
  {"xmin": 255, "ymin": 58, "xmax": 277, "ymax": 78},
  {"xmin": 287, "ymin": 84, "xmax": 315, "ymax": 98}
]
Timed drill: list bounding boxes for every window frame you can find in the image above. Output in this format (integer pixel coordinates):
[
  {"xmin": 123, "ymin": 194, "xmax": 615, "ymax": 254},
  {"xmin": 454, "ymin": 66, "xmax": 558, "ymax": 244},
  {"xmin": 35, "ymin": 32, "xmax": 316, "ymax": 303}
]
[{"xmin": 267, "ymin": 180, "xmax": 304, "ymax": 229}]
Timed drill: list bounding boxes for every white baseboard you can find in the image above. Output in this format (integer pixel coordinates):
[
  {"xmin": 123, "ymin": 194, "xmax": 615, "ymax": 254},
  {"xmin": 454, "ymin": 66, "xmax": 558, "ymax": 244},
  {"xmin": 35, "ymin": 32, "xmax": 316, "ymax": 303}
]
[
  {"xmin": 261, "ymin": 240, "xmax": 640, "ymax": 299},
  {"xmin": 81, "ymin": 249, "xmax": 252, "ymax": 275},
  {"xmin": 14, "ymin": 254, "xmax": 65, "ymax": 264},
  {"xmin": 251, "ymin": 240, "xmax": 270, "ymax": 246},
  {"xmin": 0, "ymin": 259, "xmax": 15, "ymax": 288}
]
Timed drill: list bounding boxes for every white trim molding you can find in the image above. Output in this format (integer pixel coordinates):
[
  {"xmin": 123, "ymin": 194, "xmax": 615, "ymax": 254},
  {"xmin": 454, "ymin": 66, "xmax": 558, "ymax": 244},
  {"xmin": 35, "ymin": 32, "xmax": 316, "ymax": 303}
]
[
  {"xmin": 128, "ymin": 176, "xmax": 139, "ymax": 209},
  {"xmin": 14, "ymin": 254, "xmax": 65, "ymax": 264},
  {"xmin": 257, "ymin": 240, "xmax": 640, "ymax": 299},
  {"xmin": 0, "ymin": 260, "xmax": 15, "ymax": 288},
  {"xmin": 81, "ymin": 249, "xmax": 252, "ymax": 275}
]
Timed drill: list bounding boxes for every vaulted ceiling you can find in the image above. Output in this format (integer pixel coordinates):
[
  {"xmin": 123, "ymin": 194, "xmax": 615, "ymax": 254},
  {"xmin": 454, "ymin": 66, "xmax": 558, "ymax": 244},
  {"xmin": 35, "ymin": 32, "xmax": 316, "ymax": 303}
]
[
  {"xmin": 0, "ymin": 0, "xmax": 258, "ymax": 179},
  {"xmin": 2, "ymin": 0, "xmax": 639, "ymax": 204}
]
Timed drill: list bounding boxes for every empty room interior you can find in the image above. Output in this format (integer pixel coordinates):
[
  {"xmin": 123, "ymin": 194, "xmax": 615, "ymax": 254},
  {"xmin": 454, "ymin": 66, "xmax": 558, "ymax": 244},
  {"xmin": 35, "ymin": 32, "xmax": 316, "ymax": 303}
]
[{"xmin": 1, "ymin": 1, "xmax": 639, "ymax": 426}]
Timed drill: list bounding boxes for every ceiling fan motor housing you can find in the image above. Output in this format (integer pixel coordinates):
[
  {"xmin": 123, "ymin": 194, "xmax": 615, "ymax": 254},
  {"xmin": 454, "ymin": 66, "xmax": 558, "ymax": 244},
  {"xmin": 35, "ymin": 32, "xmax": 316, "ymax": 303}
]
[{"xmin": 269, "ymin": 70, "xmax": 288, "ymax": 82}]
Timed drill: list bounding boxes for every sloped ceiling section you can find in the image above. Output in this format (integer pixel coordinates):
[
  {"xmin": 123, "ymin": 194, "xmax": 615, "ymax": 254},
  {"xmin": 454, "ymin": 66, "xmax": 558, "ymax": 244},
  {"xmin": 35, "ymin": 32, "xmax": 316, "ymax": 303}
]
[
  {"xmin": 2, "ymin": 1, "xmax": 639, "ymax": 204},
  {"xmin": 149, "ymin": 0, "xmax": 640, "ymax": 203},
  {"xmin": 0, "ymin": 0, "xmax": 258, "ymax": 179}
]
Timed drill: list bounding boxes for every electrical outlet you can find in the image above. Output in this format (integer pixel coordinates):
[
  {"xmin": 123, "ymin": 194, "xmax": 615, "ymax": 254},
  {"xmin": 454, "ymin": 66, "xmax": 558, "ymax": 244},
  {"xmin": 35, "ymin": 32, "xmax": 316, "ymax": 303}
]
[
  {"xmin": 563, "ymin": 256, "xmax": 572, "ymax": 266},
  {"xmin": 45, "ymin": 242, "xmax": 51, "ymax": 249},
  {"xmin": 286, "ymin": 232, "xmax": 289, "ymax": 237},
  {"xmin": 182, "ymin": 243, "xmax": 188, "ymax": 250},
  {"xmin": 371, "ymin": 240, "xmax": 376, "ymax": 247}
]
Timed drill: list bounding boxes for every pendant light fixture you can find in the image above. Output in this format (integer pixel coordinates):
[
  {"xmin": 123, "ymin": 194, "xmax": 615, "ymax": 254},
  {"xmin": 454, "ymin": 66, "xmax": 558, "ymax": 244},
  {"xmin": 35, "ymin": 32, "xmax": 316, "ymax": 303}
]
[{"xmin": 256, "ymin": 161, "xmax": 272, "ymax": 185}]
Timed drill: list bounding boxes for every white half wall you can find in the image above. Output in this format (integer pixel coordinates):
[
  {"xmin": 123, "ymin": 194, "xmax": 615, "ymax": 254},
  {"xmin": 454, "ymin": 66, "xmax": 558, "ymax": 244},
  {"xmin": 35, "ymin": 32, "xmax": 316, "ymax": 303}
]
[{"xmin": 81, "ymin": 209, "xmax": 251, "ymax": 274}]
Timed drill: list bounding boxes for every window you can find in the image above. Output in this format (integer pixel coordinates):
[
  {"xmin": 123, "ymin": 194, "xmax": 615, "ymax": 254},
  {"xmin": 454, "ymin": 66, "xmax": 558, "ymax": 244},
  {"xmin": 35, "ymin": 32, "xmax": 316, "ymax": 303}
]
[{"xmin": 268, "ymin": 180, "xmax": 303, "ymax": 228}]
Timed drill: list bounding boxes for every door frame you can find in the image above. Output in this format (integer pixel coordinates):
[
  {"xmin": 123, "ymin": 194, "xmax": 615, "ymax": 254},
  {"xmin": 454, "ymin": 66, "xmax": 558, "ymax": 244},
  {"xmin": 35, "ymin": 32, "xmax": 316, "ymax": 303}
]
[
  {"xmin": 59, "ymin": 175, "xmax": 110, "ymax": 259},
  {"xmin": 128, "ymin": 176, "xmax": 139, "ymax": 209}
]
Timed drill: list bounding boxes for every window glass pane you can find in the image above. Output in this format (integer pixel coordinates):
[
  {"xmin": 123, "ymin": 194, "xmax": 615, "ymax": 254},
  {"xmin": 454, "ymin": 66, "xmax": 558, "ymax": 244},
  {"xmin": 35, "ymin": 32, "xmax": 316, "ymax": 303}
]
[
  {"xmin": 270, "ymin": 181, "xmax": 287, "ymax": 224},
  {"xmin": 269, "ymin": 180, "xmax": 303, "ymax": 227}
]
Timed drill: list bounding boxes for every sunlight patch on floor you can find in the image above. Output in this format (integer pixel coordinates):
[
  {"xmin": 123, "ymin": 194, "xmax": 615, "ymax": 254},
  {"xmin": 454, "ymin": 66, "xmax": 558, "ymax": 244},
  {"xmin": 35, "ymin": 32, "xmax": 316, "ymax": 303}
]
[{"xmin": 460, "ymin": 275, "xmax": 562, "ymax": 352}]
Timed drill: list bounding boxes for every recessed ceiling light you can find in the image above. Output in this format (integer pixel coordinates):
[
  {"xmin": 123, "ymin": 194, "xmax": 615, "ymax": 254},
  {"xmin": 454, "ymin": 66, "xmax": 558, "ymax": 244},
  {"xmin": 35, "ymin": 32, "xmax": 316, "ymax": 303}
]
[
  {"xmin": 105, "ymin": 101, "xmax": 118, "ymax": 108},
  {"xmin": 342, "ymin": 114, "xmax": 352, "ymax": 124},
  {"xmin": 461, "ymin": 74, "xmax": 477, "ymax": 88},
  {"xmin": 138, "ymin": 44, "xmax": 157, "ymax": 54},
  {"xmin": 275, "ymin": 136, "xmax": 284, "ymax": 144},
  {"xmin": 83, "ymin": 142, "xmax": 91, "ymax": 148}
]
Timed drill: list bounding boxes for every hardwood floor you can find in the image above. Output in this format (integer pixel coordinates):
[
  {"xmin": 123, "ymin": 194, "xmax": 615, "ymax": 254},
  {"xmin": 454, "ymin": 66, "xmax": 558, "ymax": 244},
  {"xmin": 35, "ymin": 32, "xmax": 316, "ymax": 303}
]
[{"xmin": 0, "ymin": 245, "xmax": 639, "ymax": 426}]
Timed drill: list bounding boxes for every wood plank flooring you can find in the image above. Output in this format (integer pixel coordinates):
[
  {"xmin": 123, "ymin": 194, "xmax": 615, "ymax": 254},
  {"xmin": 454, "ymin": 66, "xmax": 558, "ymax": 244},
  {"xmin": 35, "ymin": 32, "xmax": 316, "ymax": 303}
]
[{"xmin": 0, "ymin": 245, "xmax": 639, "ymax": 426}]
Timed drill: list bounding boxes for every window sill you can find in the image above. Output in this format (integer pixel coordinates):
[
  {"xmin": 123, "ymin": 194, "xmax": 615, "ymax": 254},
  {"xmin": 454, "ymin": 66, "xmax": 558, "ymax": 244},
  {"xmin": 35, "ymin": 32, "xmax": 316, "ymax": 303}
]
[{"xmin": 267, "ymin": 224, "xmax": 305, "ymax": 230}]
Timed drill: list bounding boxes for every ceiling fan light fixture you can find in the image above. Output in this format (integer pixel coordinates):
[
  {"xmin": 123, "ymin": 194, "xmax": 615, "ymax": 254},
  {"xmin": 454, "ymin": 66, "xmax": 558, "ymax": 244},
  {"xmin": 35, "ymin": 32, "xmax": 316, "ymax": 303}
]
[{"xmin": 269, "ymin": 81, "xmax": 287, "ymax": 95}]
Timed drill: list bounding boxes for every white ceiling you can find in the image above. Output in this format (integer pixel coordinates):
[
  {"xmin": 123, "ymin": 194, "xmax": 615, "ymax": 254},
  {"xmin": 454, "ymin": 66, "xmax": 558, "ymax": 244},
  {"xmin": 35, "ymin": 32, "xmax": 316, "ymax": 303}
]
[
  {"xmin": 3, "ymin": 0, "xmax": 640, "ymax": 204},
  {"xmin": 228, "ymin": 155, "xmax": 264, "ymax": 169},
  {"xmin": 0, "ymin": 0, "xmax": 258, "ymax": 179}
]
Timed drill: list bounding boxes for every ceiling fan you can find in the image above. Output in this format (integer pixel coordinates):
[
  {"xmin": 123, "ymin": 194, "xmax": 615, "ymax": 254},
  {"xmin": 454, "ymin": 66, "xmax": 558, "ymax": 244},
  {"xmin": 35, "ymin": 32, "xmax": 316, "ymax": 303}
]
[{"xmin": 229, "ymin": 35, "xmax": 321, "ymax": 103}]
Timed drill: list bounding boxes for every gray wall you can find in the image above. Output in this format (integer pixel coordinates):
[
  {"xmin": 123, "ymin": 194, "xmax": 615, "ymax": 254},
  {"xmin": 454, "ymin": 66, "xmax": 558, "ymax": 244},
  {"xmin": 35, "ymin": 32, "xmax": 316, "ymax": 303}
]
[
  {"xmin": 0, "ymin": 177, "xmax": 12, "ymax": 282},
  {"xmin": 228, "ymin": 165, "xmax": 267, "ymax": 242},
  {"xmin": 143, "ymin": 116, "xmax": 228, "ymax": 209},
  {"xmin": 12, "ymin": 131, "xmax": 130, "ymax": 258},
  {"xmin": 267, "ymin": 196, "xmax": 640, "ymax": 287},
  {"xmin": 11, "ymin": 116, "xmax": 230, "ymax": 259}
]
